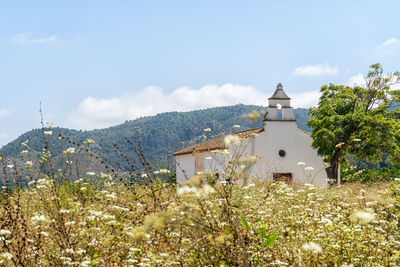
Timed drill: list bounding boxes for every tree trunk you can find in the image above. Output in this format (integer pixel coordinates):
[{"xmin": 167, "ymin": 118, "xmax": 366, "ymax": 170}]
[
  {"xmin": 325, "ymin": 149, "xmax": 341, "ymax": 185},
  {"xmin": 325, "ymin": 161, "xmax": 339, "ymax": 183}
]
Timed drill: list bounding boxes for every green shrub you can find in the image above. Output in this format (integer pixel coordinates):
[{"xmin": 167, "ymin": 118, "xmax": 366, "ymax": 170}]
[{"xmin": 341, "ymin": 167, "xmax": 400, "ymax": 183}]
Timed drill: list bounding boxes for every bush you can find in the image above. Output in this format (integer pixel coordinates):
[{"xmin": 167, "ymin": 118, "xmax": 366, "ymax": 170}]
[{"xmin": 341, "ymin": 167, "xmax": 400, "ymax": 183}]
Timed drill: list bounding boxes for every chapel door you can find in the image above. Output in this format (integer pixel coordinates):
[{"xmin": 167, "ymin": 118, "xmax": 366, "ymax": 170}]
[{"xmin": 273, "ymin": 173, "xmax": 292, "ymax": 184}]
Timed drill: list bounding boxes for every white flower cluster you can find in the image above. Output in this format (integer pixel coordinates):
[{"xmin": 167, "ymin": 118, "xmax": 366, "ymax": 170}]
[
  {"xmin": 0, "ymin": 229, "xmax": 11, "ymax": 235},
  {"xmin": 64, "ymin": 147, "xmax": 75, "ymax": 154},
  {"xmin": 302, "ymin": 241, "xmax": 322, "ymax": 253},
  {"xmin": 25, "ymin": 160, "xmax": 33, "ymax": 169},
  {"xmin": 177, "ymin": 184, "xmax": 216, "ymax": 198},
  {"xmin": 31, "ymin": 214, "xmax": 46, "ymax": 224},
  {"xmin": 354, "ymin": 211, "xmax": 376, "ymax": 223},
  {"xmin": 1, "ymin": 252, "xmax": 12, "ymax": 260},
  {"xmin": 224, "ymin": 134, "xmax": 241, "ymax": 146}
]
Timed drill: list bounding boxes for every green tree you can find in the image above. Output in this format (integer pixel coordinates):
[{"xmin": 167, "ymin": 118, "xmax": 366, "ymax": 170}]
[{"xmin": 308, "ymin": 64, "xmax": 400, "ymax": 183}]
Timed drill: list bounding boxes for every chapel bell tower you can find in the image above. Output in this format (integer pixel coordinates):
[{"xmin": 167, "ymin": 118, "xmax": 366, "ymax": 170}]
[{"xmin": 264, "ymin": 83, "xmax": 296, "ymax": 121}]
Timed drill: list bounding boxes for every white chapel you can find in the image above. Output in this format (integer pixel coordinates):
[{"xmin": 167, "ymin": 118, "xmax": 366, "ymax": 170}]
[{"xmin": 174, "ymin": 83, "xmax": 328, "ymax": 186}]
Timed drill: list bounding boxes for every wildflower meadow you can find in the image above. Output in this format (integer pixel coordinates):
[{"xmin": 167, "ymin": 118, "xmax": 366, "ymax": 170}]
[{"xmin": 0, "ymin": 129, "xmax": 400, "ymax": 266}]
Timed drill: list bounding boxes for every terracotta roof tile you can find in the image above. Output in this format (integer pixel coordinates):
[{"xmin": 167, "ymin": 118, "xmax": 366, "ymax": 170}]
[{"xmin": 173, "ymin": 127, "xmax": 264, "ymax": 156}]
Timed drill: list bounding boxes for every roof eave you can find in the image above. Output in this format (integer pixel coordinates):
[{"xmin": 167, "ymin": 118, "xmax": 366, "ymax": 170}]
[
  {"xmin": 268, "ymin": 97, "xmax": 291, "ymax": 100},
  {"xmin": 173, "ymin": 145, "xmax": 227, "ymax": 156}
]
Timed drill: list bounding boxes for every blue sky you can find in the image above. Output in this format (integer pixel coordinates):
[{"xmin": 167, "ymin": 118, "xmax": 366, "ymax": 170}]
[{"xmin": 0, "ymin": 0, "xmax": 399, "ymax": 147}]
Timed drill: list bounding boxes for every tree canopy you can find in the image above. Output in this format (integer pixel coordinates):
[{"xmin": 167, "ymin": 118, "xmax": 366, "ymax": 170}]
[{"xmin": 308, "ymin": 64, "xmax": 400, "ymax": 183}]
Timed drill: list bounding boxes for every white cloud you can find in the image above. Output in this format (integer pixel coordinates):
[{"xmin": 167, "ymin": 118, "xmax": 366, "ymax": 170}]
[
  {"xmin": 0, "ymin": 108, "xmax": 12, "ymax": 118},
  {"xmin": 293, "ymin": 64, "xmax": 339, "ymax": 76},
  {"xmin": 65, "ymin": 84, "xmax": 320, "ymax": 130},
  {"xmin": 12, "ymin": 33, "xmax": 65, "ymax": 46},
  {"xmin": 379, "ymin": 38, "xmax": 400, "ymax": 48},
  {"xmin": 347, "ymin": 73, "xmax": 365, "ymax": 87},
  {"xmin": 290, "ymin": 91, "xmax": 321, "ymax": 108}
]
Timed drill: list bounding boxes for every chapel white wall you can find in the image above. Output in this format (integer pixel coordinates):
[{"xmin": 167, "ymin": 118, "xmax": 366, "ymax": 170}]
[
  {"xmin": 176, "ymin": 154, "xmax": 194, "ymax": 183},
  {"xmin": 238, "ymin": 121, "xmax": 327, "ymax": 186},
  {"xmin": 176, "ymin": 122, "xmax": 328, "ymax": 186},
  {"xmin": 176, "ymin": 152, "xmax": 226, "ymax": 183}
]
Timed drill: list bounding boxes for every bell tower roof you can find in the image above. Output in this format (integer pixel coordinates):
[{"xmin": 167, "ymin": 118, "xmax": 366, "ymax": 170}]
[
  {"xmin": 264, "ymin": 83, "xmax": 296, "ymax": 121},
  {"xmin": 268, "ymin": 83, "xmax": 290, "ymax": 100}
]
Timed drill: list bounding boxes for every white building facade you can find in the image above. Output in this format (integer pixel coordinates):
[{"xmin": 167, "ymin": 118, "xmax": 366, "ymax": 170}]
[{"xmin": 174, "ymin": 83, "xmax": 328, "ymax": 186}]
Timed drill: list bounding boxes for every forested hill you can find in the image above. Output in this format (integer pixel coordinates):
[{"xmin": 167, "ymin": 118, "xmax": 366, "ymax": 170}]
[{"xmin": 0, "ymin": 105, "xmax": 311, "ymax": 172}]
